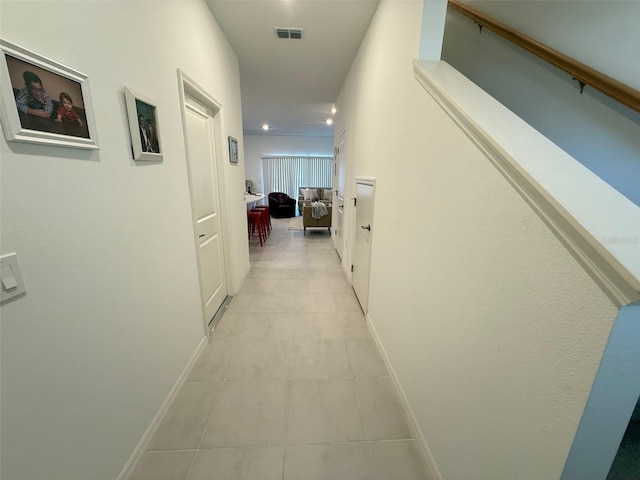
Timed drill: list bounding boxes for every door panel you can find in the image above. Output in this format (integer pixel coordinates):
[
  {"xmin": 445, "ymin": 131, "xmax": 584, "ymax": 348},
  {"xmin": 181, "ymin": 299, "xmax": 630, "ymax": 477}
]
[
  {"xmin": 184, "ymin": 94, "xmax": 227, "ymax": 324},
  {"xmin": 199, "ymin": 234, "xmax": 224, "ymax": 310},
  {"xmin": 352, "ymin": 179, "xmax": 375, "ymax": 313}
]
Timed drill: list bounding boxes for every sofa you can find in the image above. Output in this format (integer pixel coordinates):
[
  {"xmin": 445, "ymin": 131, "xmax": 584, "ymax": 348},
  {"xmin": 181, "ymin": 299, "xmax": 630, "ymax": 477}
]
[
  {"xmin": 298, "ymin": 187, "xmax": 333, "ymax": 215},
  {"xmin": 303, "ymin": 205, "xmax": 332, "ymax": 235},
  {"xmin": 268, "ymin": 192, "xmax": 296, "ymax": 218}
]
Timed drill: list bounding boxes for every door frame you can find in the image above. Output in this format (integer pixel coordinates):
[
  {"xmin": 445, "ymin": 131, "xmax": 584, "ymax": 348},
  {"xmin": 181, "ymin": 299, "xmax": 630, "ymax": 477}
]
[
  {"xmin": 177, "ymin": 69, "xmax": 233, "ymax": 336},
  {"xmin": 333, "ymin": 130, "xmax": 346, "ymax": 260}
]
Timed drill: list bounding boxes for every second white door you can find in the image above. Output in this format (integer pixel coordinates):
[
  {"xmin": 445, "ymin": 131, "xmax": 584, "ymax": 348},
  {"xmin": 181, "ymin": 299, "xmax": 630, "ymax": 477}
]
[
  {"xmin": 184, "ymin": 94, "xmax": 227, "ymax": 324},
  {"xmin": 352, "ymin": 178, "xmax": 375, "ymax": 313}
]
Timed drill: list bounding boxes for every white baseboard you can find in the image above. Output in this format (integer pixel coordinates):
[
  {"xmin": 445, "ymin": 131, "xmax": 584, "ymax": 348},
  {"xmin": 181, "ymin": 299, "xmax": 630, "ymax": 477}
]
[
  {"xmin": 116, "ymin": 335, "xmax": 209, "ymax": 480},
  {"xmin": 365, "ymin": 312, "xmax": 443, "ymax": 480},
  {"xmin": 234, "ymin": 263, "xmax": 251, "ymax": 295}
]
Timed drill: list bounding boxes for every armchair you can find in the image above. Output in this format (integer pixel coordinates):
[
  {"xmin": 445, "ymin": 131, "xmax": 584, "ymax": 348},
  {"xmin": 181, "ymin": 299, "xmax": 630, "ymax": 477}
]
[
  {"xmin": 303, "ymin": 205, "xmax": 332, "ymax": 235},
  {"xmin": 268, "ymin": 192, "xmax": 296, "ymax": 218}
]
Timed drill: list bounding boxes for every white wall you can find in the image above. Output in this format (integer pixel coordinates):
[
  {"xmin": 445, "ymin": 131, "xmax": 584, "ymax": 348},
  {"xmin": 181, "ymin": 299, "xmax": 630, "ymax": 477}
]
[
  {"xmin": 335, "ymin": 1, "xmax": 618, "ymax": 479},
  {"xmin": 457, "ymin": 0, "xmax": 640, "ymax": 91},
  {"xmin": 441, "ymin": 2, "xmax": 640, "ymax": 206},
  {"xmin": 0, "ymin": 2, "xmax": 248, "ymax": 480},
  {"xmin": 243, "ymin": 134, "xmax": 333, "ymax": 194}
]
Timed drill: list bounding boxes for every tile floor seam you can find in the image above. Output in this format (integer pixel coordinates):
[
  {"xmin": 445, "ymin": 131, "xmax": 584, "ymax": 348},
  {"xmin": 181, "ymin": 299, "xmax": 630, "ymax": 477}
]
[
  {"xmin": 130, "ymin": 218, "xmax": 430, "ymax": 479},
  {"xmin": 351, "ymin": 376, "xmax": 371, "ymax": 444},
  {"xmin": 192, "ymin": 379, "xmax": 225, "ymax": 451}
]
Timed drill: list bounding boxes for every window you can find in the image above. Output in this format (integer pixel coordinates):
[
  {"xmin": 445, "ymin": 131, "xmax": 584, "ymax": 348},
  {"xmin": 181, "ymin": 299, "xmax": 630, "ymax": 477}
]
[{"xmin": 262, "ymin": 156, "xmax": 333, "ymax": 198}]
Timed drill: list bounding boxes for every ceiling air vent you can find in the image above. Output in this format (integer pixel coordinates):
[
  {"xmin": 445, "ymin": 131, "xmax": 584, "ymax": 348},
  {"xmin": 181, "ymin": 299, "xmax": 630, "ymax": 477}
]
[{"xmin": 275, "ymin": 27, "xmax": 304, "ymax": 40}]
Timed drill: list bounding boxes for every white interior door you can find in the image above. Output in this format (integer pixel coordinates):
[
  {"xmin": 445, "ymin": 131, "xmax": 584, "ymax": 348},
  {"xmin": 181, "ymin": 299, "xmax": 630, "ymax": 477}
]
[
  {"xmin": 333, "ymin": 131, "xmax": 346, "ymax": 259},
  {"xmin": 184, "ymin": 94, "xmax": 227, "ymax": 325},
  {"xmin": 352, "ymin": 178, "xmax": 375, "ymax": 313}
]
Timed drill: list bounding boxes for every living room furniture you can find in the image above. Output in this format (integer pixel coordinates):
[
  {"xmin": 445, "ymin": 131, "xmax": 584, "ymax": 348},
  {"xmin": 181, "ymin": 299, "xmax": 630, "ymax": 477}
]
[
  {"xmin": 252, "ymin": 206, "xmax": 271, "ymax": 235},
  {"xmin": 297, "ymin": 187, "xmax": 332, "ymax": 215},
  {"xmin": 303, "ymin": 205, "xmax": 332, "ymax": 235},
  {"xmin": 268, "ymin": 192, "xmax": 296, "ymax": 218},
  {"xmin": 247, "ymin": 210, "xmax": 266, "ymax": 247}
]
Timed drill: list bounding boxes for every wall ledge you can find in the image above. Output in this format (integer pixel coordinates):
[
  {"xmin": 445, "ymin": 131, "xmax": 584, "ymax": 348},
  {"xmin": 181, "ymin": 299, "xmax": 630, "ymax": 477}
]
[{"xmin": 414, "ymin": 60, "xmax": 640, "ymax": 306}]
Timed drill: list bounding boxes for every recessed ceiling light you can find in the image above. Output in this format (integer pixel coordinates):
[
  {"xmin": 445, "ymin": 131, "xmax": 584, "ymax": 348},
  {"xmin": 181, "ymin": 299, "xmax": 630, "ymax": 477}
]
[
  {"xmin": 331, "ymin": 107, "xmax": 337, "ymax": 115},
  {"xmin": 262, "ymin": 124, "xmax": 269, "ymax": 131},
  {"xmin": 325, "ymin": 118, "xmax": 333, "ymax": 125}
]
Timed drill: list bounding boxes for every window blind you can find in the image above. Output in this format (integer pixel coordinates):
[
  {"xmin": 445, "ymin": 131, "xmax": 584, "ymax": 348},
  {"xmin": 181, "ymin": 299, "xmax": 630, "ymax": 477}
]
[{"xmin": 262, "ymin": 156, "xmax": 333, "ymax": 198}]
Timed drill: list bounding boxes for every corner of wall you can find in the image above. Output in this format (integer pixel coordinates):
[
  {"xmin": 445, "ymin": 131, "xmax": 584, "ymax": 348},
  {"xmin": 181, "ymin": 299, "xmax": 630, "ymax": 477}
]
[
  {"xmin": 419, "ymin": 0, "xmax": 448, "ymax": 60},
  {"xmin": 561, "ymin": 302, "xmax": 640, "ymax": 480}
]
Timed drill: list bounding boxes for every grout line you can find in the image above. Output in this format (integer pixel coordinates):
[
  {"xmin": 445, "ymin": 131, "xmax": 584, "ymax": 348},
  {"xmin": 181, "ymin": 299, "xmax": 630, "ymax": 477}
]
[{"xmin": 352, "ymin": 375, "xmax": 370, "ymax": 443}]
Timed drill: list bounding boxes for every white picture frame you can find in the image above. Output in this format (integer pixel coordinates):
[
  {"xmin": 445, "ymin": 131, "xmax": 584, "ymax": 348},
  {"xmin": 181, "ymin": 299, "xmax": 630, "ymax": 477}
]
[
  {"xmin": 228, "ymin": 136, "xmax": 238, "ymax": 164},
  {"xmin": 124, "ymin": 87, "xmax": 163, "ymax": 162},
  {"xmin": 0, "ymin": 39, "xmax": 99, "ymax": 150}
]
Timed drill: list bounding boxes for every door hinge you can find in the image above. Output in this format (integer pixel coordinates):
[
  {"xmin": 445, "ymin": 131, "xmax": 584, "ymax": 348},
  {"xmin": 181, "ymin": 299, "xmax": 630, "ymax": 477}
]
[
  {"xmin": 352, "ymin": 197, "xmax": 357, "ymax": 207},
  {"xmin": 351, "ymin": 265, "xmax": 354, "ymax": 272}
]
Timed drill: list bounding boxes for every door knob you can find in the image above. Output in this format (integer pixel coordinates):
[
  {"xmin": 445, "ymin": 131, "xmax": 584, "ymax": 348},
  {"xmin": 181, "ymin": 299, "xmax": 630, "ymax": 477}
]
[{"xmin": 360, "ymin": 224, "xmax": 371, "ymax": 231}]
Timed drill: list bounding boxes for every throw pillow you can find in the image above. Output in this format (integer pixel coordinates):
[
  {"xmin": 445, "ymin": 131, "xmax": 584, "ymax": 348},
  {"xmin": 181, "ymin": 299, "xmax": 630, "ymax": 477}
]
[
  {"xmin": 302, "ymin": 188, "xmax": 312, "ymax": 201},
  {"xmin": 323, "ymin": 189, "xmax": 332, "ymax": 201}
]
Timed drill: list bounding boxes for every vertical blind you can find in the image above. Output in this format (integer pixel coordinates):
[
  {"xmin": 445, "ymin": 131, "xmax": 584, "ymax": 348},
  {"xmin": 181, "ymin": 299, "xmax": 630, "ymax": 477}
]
[{"xmin": 262, "ymin": 156, "xmax": 333, "ymax": 199}]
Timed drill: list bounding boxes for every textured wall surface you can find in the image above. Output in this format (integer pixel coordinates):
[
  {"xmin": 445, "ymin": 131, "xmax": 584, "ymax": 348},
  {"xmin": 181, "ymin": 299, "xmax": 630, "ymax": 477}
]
[
  {"xmin": 335, "ymin": 1, "xmax": 618, "ymax": 478},
  {"xmin": 0, "ymin": 2, "xmax": 248, "ymax": 479},
  {"xmin": 442, "ymin": 3, "xmax": 640, "ymax": 206}
]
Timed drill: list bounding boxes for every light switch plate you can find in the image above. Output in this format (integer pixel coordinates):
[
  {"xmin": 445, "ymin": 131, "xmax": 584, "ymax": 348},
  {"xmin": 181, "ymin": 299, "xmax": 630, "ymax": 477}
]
[{"xmin": 1, "ymin": 253, "xmax": 26, "ymax": 303}]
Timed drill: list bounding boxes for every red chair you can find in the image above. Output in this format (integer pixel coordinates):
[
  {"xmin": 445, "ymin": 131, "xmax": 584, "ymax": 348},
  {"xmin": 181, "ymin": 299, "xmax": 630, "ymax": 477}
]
[
  {"xmin": 253, "ymin": 206, "xmax": 271, "ymax": 234},
  {"xmin": 247, "ymin": 211, "xmax": 266, "ymax": 246}
]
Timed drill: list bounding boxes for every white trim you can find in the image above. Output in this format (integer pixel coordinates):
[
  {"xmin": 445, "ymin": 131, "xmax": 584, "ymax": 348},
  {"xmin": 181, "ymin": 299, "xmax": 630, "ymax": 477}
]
[
  {"xmin": 355, "ymin": 177, "xmax": 375, "ymax": 187},
  {"xmin": 116, "ymin": 335, "xmax": 208, "ymax": 480},
  {"xmin": 234, "ymin": 263, "xmax": 251, "ymax": 296},
  {"xmin": 414, "ymin": 60, "xmax": 640, "ymax": 307},
  {"xmin": 365, "ymin": 312, "xmax": 443, "ymax": 480}
]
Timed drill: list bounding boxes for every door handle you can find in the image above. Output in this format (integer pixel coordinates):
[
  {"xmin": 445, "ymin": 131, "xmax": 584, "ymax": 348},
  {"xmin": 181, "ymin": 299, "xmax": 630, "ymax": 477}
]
[
  {"xmin": 199, "ymin": 234, "xmax": 205, "ymax": 238},
  {"xmin": 360, "ymin": 224, "xmax": 371, "ymax": 231}
]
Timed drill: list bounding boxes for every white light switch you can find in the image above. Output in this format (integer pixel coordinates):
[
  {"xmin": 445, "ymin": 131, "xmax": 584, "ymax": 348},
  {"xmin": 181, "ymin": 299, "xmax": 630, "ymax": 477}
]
[
  {"xmin": 2, "ymin": 268, "xmax": 17, "ymax": 290},
  {"xmin": 1, "ymin": 253, "xmax": 26, "ymax": 303}
]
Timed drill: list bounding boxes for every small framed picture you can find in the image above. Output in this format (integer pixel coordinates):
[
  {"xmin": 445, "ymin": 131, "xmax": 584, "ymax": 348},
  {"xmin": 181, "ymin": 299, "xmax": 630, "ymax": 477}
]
[
  {"xmin": 0, "ymin": 39, "xmax": 99, "ymax": 150},
  {"xmin": 228, "ymin": 136, "xmax": 238, "ymax": 164},
  {"xmin": 124, "ymin": 87, "xmax": 162, "ymax": 162}
]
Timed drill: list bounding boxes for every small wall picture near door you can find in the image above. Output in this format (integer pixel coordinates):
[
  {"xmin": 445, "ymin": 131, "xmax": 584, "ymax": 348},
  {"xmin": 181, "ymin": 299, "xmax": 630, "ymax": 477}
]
[
  {"xmin": 228, "ymin": 136, "xmax": 238, "ymax": 164},
  {"xmin": 124, "ymin": 87, "xmax": 162, "ymax": 162}
]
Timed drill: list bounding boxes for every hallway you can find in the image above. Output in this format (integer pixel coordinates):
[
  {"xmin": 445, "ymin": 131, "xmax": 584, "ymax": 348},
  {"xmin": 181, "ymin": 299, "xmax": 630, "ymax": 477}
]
[{"xmin": 130, "ymin": 217, "xmax": 429, "ymax": 479}]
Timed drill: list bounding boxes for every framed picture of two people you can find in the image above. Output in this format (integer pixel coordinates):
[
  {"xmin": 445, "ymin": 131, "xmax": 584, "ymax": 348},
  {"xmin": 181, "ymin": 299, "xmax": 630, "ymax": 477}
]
[{"xmin": 0, "ymin": 39, "xmax": 99, "ymax": 150}]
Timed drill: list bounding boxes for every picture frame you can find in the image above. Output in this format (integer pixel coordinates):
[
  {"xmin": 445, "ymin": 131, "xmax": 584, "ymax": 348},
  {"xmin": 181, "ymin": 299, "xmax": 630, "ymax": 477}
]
[
  {"xmin": 124, "ymin": 87, "xmax": 162, "ymax": 162},
  {"xmin": 228, "ymin": 136, "xmax": 238, "ymax": 164},
  {"xmin": 0, "ymin": 39, "xmax": 99, "ymax": 150}
]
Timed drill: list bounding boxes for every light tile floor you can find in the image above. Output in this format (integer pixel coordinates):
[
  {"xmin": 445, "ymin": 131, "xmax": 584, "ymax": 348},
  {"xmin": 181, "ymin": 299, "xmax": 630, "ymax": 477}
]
[{"xmin": 131, "ymin": 217, "xmax": 429, "ymax": 480}]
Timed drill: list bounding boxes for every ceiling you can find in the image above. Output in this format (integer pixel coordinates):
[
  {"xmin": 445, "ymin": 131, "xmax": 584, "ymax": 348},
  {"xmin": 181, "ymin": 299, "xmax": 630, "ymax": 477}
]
[{"xmin": 206, "ymin": 0, "xmax": 380, "ymax": 137}]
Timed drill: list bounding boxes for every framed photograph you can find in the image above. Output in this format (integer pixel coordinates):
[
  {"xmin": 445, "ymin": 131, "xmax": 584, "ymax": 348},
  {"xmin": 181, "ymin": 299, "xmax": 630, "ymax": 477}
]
[
  {"xmin": 228, "ymin": 136, "xmax": 238, "ymax": 164},
  {"xmin": 0, "ymin": 39, "xmax": 99, "ymax": 149},
  {"xmin": 124, "ymin": 87, "xmax": 162, "ymax": 162}
]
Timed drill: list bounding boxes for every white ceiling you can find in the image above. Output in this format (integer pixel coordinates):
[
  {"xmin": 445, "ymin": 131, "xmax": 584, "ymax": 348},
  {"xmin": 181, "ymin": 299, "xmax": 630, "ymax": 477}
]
[{"xmin": 206, "ymin": 0, "xmax": 380, "ymax": 137}]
